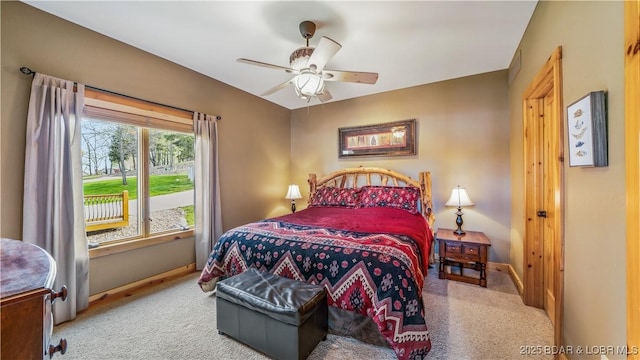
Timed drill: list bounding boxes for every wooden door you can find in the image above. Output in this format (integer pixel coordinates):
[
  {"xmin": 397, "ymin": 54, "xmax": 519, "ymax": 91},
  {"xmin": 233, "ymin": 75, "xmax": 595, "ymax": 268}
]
[
  {"xmin": 526, "ymin": 93, "xmax": 557, "ymax": 325},
  {"xmin": 522, "ymin": 47, "xmax": 564, "ymax": 347}
]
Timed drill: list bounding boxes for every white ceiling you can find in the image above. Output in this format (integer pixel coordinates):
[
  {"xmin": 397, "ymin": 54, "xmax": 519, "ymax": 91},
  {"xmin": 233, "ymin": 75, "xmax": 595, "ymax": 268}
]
[{"xmin": 24, "ymin": 1, "xmax": 537, "ymax": 110}]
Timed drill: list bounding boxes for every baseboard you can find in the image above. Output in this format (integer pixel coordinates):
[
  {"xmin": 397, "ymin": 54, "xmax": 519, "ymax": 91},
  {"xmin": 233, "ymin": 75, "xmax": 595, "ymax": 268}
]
[
  {"xmin": 487, "ymin": 261, "xmax": 510, "ymax": 273},
  {"xmin": 88, "ymin": 263, "xmax": 197, "ymax": 307},
  {"xmin": 508, "ymin": 264, "xmax": 524, "ymax": 296}
]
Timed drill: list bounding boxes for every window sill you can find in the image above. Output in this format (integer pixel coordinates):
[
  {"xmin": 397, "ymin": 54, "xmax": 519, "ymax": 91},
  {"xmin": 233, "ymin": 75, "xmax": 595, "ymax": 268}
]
[{"xmin": 88, "ymin": 229, "xmax": 195, "ymax": 259}]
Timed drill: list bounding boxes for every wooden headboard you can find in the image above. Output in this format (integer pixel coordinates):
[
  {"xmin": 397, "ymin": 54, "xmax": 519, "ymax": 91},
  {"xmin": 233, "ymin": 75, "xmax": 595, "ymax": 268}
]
[{"xmin": 307, "ymin": 167, "xmax": 435, "ymax": 228}]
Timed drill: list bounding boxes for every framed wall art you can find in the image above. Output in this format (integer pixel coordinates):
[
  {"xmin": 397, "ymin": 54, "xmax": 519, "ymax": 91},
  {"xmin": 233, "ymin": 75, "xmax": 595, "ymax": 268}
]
[
  {"xmin": 566, "ymin": 91, "xmax": 607, "ymax": 167},
  {"xmin": 338, "ymin": 119, "xmax": 416, "ymax": 158}
]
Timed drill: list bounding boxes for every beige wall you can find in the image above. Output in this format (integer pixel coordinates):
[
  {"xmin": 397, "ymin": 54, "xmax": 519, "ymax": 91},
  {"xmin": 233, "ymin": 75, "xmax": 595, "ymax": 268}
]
[
  {"xmin": 1, "ymin": 2, "xmax": 291, "ymax": 295},
  {"xmin": 2, "ymin": 2, "xmax": 628, "ymax": 352},
  {"xmin": 508, "ymin": 1, "xmax": 626, "ymax": 356},
  {"xmin": 291, "ymin": 70, "xmax": 512, "ymax": 264}
]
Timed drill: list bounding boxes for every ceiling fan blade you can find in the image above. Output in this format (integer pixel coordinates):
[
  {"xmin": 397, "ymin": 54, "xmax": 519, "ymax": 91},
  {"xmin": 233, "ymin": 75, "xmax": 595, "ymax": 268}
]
[
  {"xmin": 308, "ymin": 37, "xmax": 341, "ymax": 72},
  {"xmin": 237, "ymin": 58, "xmax": 298, "ymax": 73},
  {"xmin": 260, "ymin": 80, "xmax": 293, "ymax": 96},
  {"xmin": 316, "ymin": 90, "xmax": 333, "ymax": 103},
  {"xmin": 322, "ymin": 69, "xmax": 379, "ymax": 84}
]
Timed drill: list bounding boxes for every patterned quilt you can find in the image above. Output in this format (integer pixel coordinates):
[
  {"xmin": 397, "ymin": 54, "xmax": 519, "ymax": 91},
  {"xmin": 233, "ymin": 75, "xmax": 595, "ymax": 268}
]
[{"xmin": 198, "ymin": 206, "xmax": 433, "ymax": 359}]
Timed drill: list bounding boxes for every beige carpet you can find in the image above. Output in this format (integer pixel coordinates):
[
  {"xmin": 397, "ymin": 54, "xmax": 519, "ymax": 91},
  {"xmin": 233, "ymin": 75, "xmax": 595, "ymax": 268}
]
[{"xmin": 52, "ymin": 266, "xmax": 553, "ymax": 359}]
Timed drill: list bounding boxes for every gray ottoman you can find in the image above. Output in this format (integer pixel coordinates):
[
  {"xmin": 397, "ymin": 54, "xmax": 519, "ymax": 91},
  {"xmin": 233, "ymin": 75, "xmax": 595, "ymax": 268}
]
[{"xmin": 216, "ymin": 268, "xmax": 328, "ymax": 360}]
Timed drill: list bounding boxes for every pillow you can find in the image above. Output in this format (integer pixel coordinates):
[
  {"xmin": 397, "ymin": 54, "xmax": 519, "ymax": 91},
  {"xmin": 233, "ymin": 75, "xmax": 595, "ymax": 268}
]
[
  {"xmin": 359, "ymin": 185, "xmax": 420, "ymax": 214},
  {"xmin": 309, "ymin": 187, "xmax": 361, "ymax": 208}
]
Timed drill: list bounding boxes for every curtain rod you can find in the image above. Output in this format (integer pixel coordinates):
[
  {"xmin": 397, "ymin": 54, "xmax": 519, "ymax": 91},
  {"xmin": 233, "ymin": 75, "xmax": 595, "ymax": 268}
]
[{"xmin": 19, "ymin": 67, "xmax": 222, "ymax": 120}]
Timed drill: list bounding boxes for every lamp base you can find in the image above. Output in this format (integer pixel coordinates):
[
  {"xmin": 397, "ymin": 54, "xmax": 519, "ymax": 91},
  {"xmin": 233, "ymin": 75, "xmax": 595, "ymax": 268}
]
[
  {"xmin": 453, "ymin": 207, "xmax": 465, "ymax": 236},
  {"xmin": 291, "ymin": 200, "xmax": 297, "ymax": 213},
  {"xmin": 453, "ymin": 228, "xmax": 466, "ymax": 236}
]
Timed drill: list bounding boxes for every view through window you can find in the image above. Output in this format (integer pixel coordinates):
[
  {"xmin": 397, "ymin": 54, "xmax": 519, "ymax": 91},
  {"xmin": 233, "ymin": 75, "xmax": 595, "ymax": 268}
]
[{"xmin": 81, "ymin": 117, "xmax": 194, "ymax": 247}]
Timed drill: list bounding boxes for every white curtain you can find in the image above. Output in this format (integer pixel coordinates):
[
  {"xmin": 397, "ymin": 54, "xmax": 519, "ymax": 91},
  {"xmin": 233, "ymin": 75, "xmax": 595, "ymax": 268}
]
[
  {"xmin": 194, "ymin": 112, "xmax": 222, "ymax": 270},
  {"xmin": 23, "ymin": 73, "xmax": 89, "ymax": 324}
]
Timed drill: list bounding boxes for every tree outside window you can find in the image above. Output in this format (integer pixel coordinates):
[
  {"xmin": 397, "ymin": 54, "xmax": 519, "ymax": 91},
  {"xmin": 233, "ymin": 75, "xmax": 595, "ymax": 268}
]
[{"xmin": 81, "ymin": 118, "xmax": 195, "ymax": 246}]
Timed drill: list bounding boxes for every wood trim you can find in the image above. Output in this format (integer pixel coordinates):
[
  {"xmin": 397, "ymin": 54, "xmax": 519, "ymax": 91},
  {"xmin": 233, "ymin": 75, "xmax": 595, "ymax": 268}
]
[
  {"xmin": 522, "ymin": 46, "xmax": 565, "ymax": 352},
  {"xmin": 88, "ymin": 263, "xmax": 196, "ymax": 307},
  {"xmin": 625, "ymin": 1, "xmax": 640, "ymax": 358},
  {"xmin": 89, "ymin": 230, "xmax": 194, "ymax": 259},
  {"xmin": 141, "ymin": 129, "xmax": 151, "ymax": 236},
  {"xmin": 551, "ymin": 47, "xmax": 565, "ymax": 352},
  {"xmin": 85, "ymin": 87, "xmax": 192, "ymax": 120},
  {"xmin": 84, "ymin": 98, "xmax": 193, "ymax": 126},
  {"xmin": 509, "ymin": 264, "xmax": 524, "ymax": 296},
  {"xmin": 487, "ymin": 261, "xmax": 509, "ymax": 273},
  {"xmin": 523, "ymin": 47, "xmax": 561, "ymax": 99}
]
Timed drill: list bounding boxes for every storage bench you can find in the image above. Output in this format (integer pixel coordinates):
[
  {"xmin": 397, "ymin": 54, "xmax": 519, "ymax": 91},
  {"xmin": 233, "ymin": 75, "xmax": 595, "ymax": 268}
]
[{"xmin": 216, "ymin": 268, "xmax": 328, "ymax": 360}]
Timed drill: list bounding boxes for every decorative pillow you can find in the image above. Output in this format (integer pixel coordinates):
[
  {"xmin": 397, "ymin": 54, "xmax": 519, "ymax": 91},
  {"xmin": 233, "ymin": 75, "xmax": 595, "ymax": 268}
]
[
  {"xmin": 359, "ymin": 186, "xmax": 420, "ymax": 214},
  {"xmin": 309, "ymin": 187, "xmax": 361, "ymax": 208}
]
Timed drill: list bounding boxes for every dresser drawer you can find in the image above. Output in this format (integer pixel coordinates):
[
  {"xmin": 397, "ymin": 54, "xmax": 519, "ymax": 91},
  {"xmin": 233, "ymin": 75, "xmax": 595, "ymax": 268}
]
[{"xmin": 1, "ymin": 239, "xmax": 67, "ymax": 360}]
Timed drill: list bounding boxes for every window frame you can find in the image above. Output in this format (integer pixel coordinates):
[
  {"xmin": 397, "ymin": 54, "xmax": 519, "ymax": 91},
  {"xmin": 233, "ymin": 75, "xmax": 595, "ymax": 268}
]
[{"xmin": 83, "ymin": 89, "xmax": 195, "ymax": 259}]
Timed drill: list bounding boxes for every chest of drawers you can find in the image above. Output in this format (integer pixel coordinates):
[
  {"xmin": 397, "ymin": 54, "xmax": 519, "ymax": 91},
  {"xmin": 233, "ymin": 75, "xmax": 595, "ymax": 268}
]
[{"xmin": 1, "ymin": 238, "xmax": 68, "ymax": 359}]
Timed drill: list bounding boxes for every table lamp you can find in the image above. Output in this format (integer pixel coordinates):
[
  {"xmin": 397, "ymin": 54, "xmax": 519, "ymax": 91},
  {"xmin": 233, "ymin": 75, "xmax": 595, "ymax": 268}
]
[
  {"xmin": 285, "ymin": 184, "xmax": 302, "ymax": 213},
  {"xmin": 445, "ymin": 185, "xmax": 474, "ymax": 235}
]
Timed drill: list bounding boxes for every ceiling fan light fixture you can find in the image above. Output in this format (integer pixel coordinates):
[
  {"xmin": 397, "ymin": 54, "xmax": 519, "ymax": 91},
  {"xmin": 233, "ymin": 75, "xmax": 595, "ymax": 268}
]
[
  {"xmin": 293, "ymin": 71, "xmax": 325, "ymax": 99},
  {"xmin": 238, "ymin": 20, "xmax": 377, "ymax": 104}
]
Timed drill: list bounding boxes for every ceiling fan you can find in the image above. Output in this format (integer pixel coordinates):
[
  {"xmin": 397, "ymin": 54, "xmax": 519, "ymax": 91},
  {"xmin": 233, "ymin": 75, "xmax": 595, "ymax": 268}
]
[{"xmin": 237, "ymin": 21, "xmax": 379, "ymax": 103}]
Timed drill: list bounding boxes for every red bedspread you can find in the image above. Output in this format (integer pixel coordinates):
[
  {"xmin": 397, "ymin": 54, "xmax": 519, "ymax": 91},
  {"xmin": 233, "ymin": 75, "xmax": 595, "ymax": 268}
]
[{"xmin": 274, "ymin": 206, "xmax": 433, "ymax": 274}]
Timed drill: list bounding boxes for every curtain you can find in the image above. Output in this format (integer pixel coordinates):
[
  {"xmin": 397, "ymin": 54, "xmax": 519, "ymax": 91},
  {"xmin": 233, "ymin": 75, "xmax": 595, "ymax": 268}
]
[
  {"xmin": 194, "ymin": 112, "xmax": 222, "ymax": 270},
  {"xmin": 23, "ymin": 73, "xmax": 89, "ymax": 324}
]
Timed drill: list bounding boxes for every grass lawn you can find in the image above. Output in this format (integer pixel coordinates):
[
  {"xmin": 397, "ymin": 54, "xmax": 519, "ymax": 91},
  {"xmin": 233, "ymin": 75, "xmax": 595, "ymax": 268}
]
[
  {"xmin": 83, "ymin": 175, "xmax": 193, "ymax": 199},
  {"xmin": 180, "ymin": 205, "xmax": 194, "ymax": 226}
]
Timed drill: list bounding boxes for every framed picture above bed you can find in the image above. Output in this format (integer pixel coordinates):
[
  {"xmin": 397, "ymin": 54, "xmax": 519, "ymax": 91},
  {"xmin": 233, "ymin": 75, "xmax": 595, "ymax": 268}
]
[{"xmin": 338, "ymin": 119, "xmax": 416, "ymax": 158}]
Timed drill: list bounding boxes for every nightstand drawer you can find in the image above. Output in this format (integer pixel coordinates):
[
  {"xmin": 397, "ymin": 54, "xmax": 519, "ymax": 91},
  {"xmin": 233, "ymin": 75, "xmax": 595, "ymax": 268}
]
[
  {"xmin": 446, "ymin": 253, "xmax": 478, "ymax": 263},
  {"xmin": 444, "ymin": 242, "xmax": 461, "ymax": 254},
  {"xmin": 463, "ymin": 245, "xmax": 480, "ymax": 256}
]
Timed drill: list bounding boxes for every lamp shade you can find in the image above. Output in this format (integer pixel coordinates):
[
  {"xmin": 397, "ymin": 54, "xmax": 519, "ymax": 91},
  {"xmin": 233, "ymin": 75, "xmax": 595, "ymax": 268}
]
[
  {"xmin": 285, "ymin": 184, "xmax": 302, "ymax": 200},
  {"xmin": 445, "ymin": 186, "xmax": 474, "ymax": 207}
]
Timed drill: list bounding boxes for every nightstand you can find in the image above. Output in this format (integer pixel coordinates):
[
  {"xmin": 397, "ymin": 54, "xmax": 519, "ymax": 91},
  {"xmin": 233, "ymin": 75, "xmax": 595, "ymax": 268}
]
[{"xmin": 436, "ymin": 228, "xmax": 491, "ymax": 287}]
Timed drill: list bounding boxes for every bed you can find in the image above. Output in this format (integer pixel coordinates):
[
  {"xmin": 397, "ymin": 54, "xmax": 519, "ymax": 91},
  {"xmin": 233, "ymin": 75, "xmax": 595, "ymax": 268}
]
[{"xmin": 198, "ymin": 167, "xmax": 435, "ymax": 359}]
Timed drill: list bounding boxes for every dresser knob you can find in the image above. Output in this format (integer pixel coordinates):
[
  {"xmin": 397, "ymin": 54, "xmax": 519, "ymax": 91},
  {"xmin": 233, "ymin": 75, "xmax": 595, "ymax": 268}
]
[
  {"xmin": 49, "ymin": 338, "xmax": 67, "ymax": 358},
  {"xmin": 51, "ymin": 286, "xmax": 68, "ymax": 303}
]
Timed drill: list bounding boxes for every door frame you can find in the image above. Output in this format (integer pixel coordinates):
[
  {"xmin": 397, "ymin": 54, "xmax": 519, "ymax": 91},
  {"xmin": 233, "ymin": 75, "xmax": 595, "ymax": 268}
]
[
  {"xmin": 625, "ymin": 1, "xmax": 639, "ymax": 358},
  {"xmin": 522, "ymin": 46, "xmax": 564, "ymax": 348}
]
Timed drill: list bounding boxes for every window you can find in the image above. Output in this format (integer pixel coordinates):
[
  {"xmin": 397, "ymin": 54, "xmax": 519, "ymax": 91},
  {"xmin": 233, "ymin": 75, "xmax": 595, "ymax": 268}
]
[{"xmin": 81, "ymin": 89, "xmax": 195, "ymax": 248}]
